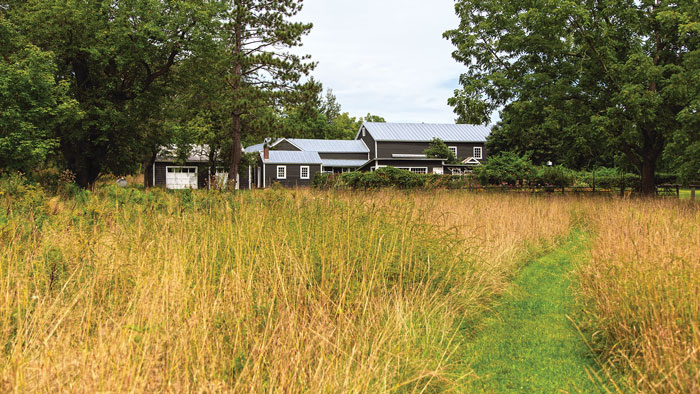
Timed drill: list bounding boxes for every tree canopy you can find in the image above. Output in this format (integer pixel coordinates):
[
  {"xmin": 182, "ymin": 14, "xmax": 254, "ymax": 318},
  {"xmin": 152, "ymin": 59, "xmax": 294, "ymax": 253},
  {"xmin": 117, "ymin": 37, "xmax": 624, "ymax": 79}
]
[{"xmin": 446, "ymin": 0, "xmax": 700, "ymax": 192}]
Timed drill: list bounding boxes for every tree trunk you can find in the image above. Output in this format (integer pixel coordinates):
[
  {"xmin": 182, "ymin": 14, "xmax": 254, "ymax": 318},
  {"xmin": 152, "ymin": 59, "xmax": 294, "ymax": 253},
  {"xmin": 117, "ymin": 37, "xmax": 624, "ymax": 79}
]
[
  {"xmin": 144, "ymin": 152, "xmax": 156, "ymax": 188},
  {"xmin": 228, "ymin": 112, "xmax": 242, "ymax": 190},
  {"xmin": 640, "ymin": 158, "xmax": 656, "ymax": 196}
]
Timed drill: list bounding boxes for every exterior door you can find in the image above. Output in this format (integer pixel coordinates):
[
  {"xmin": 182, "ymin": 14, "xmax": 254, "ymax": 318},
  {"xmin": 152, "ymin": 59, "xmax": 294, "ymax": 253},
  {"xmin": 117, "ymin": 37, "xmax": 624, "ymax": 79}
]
[{"xmin": 166, "ymin": 166, "xmax": 198, "ymax": 189}]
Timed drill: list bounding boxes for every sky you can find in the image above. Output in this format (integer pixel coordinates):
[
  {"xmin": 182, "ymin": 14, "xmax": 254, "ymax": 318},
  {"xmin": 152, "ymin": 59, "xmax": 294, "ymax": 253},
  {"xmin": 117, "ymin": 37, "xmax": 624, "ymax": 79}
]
[{"xmin": 291, "ymin": 0, "xmax": 466, "ymax": 124}]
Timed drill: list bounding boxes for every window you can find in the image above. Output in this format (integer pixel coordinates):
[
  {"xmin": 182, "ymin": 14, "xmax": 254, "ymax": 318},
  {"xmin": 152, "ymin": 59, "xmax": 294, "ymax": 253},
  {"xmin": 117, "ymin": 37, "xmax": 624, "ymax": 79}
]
[
  {"xmin": 300, "ymin": 166, "xmax": 310, "ymax": 179},
  {"xmin": 448, "ymin": 146, "xmax": 458, "ymax": 157},
  {"xmin": 473, "ymin": 147, "xmax": 483, "ymax": 159},
  {"xmin": 397, "ymin": 167, "xmax": 428, "ymax": 174},
  {"xmin": 277, "ymin": 166, "xmax": 287, "ymax": 179},
  {"xmin": 362, "ymin": 127, "xmax": 366, "ymax": 137}
]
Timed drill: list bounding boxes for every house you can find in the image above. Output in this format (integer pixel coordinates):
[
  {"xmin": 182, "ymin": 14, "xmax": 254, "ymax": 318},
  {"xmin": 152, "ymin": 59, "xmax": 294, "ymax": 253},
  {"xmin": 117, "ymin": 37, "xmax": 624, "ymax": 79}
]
[
  {"xmin": 356, "ymin": 122, "xmax": 490, "ymax": 174},
  {"xmin": 243, "ymin": 122, "xmax": 490, "ymax": 188},
  {"xmin": 147, "ymin": 145, "xmax": 231, "ymax": 190},
  {"xmin": 244, "ymin": 138, "xmax": 369, "ymax": 188},
  {"xmin": 251, "ymin": 149, "xmax": 323, "ymax": 188}
]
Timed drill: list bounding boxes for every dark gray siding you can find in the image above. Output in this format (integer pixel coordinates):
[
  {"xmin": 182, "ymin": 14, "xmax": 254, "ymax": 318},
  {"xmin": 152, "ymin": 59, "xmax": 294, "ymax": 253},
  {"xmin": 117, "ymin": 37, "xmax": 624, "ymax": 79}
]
[
  {"xmin": 273, "ymin": 140, "xmax": 302, "ymax": 151},
  {"xmin": 318, "ymin": 152, "xmax": 369, "ymax": 160},
  {"xmin": 263, "ymin": 163, "xmax": 321, "ymax": 187},
  {"xmin": 357, "ymin": 159, "xmax": 445, "ymax": 172},
  {"xmin": 357, "ymin": 127, "xmax": 376, "ymax": 159},
  {"xmin": 376, "ymin": 141, "xmax": 486, "ymax": 161}
]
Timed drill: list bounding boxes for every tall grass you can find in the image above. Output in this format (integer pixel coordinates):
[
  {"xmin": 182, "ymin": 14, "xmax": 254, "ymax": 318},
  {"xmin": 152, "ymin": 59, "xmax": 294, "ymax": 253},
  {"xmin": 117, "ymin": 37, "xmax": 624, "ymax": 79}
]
[
  {"xmin": 576, "ymin": 199, "xmax": 700, "ymax": 392},
  {"xmin": 0, "ymin": 183, "xmax": 571, "ymax": 392}
]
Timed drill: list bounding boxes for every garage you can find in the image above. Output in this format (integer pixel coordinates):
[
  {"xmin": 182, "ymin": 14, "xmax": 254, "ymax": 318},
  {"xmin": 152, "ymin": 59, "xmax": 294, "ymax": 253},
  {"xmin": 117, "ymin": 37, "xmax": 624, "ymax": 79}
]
[{"xmin": 166, "ymin": 166, "xmax": 198, "ymax": 189}]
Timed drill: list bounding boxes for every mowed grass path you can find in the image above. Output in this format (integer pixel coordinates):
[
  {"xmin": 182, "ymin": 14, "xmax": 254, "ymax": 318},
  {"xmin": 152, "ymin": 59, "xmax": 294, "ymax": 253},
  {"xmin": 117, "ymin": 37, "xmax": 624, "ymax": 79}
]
[{"xmin": 465, "ymin": 232, "xmax": 610, "ymax": 393}]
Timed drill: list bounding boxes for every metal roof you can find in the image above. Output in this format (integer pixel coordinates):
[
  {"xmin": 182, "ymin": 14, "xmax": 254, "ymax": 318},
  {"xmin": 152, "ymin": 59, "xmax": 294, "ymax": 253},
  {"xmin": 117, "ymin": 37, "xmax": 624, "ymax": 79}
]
[
  {"xmin": 360, "ymin": 122, "xmax": 491, "ymax": 142},
  {"xmin": 285, "ymin": 138, "xmax": 369, "ymax": 153},
  {"xmin": 244, "ymin": 142, "xmax": 266, "ymax": 153},
  {"xmin": 321, "ymin": 159, "xmax": 367, "ymax": 168},
  {"xmin": 260, "ymin": 151, "xmax": 322, "ymax": 164}
]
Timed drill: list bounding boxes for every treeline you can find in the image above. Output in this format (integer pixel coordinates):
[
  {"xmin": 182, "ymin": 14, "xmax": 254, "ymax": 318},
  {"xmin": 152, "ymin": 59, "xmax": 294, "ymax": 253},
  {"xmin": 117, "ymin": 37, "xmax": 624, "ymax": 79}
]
[{"xmin": 0, "ymin": 0, "xmax": 382, "ymax": 188}]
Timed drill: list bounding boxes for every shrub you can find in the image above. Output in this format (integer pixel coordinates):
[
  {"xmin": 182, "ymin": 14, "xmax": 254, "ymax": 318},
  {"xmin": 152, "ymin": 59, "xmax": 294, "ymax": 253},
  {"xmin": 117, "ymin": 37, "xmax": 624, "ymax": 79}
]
[
  {"xmin": 534, "ymin": 165, "xmax": 574, "ymax": 188},
  {"xmin": 473, "ymin": 152, "xmax": 535, "ymax": 186}
]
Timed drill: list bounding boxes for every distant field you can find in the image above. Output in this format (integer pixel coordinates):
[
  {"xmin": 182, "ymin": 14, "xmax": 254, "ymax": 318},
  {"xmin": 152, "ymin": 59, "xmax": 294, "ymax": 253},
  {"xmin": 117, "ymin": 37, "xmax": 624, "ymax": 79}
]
[{"xmin": 0, "ymin": 181, "xmax": 697, "ymax": 392}]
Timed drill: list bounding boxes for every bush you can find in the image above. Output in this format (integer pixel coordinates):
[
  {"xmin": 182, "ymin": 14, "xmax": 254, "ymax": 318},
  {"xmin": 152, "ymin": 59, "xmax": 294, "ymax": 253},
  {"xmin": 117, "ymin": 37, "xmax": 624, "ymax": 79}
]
[
  {"xmin": 473, "ymin": 152, "xmax": 535, "ymax": 186},
  {"xmin": 533, "ymin": 165, "xmax": 574, "ymax": 188}
]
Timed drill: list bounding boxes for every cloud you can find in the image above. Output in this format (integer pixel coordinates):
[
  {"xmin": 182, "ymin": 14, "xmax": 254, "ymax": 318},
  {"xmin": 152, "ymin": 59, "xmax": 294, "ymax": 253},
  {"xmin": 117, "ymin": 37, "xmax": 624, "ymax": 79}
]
[{"xmin": 292, "ymin": 0, "xmax": 466, "ymax": 124}]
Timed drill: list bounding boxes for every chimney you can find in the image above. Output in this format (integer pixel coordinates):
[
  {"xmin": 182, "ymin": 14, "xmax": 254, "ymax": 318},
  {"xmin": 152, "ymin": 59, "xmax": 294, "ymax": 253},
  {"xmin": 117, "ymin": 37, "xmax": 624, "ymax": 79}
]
[{"xmin": 263, "ymin": 145, "xmax": 270, "ymax": 161}]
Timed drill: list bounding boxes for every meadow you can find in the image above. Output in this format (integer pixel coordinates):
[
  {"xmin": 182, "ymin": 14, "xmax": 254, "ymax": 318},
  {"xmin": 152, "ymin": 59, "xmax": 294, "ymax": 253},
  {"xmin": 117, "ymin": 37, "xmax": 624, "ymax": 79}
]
[{"xmin": 0, "ymin": 177, "xmax": 697, "ymax": 392}]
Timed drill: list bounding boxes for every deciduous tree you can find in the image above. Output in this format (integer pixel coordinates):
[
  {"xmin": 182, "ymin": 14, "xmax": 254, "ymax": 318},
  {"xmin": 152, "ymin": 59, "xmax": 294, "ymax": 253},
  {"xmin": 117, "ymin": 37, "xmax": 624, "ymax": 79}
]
[{"xmin": 446, "ymin": 0, "xmax": 700, "ymax": 193}]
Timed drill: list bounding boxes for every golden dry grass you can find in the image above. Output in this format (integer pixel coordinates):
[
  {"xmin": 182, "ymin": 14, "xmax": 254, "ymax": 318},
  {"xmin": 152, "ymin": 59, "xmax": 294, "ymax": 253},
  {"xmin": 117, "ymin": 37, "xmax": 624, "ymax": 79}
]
[
  {"xmin": 0, "ymin": 186, "xmax": 572, "ymax": 392},
  {"xmin": 576, "ymin": 198, "xmax": 700, "ymax": 392}
]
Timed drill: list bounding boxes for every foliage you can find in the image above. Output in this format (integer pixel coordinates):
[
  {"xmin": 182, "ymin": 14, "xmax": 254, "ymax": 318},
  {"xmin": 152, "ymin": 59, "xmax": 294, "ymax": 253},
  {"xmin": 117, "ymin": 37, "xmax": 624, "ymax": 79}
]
[
  {"xmin": 424, "ymin": 138, "xmax": 459, "ymax": 164},
  {"xmin": 473, "ymin": 152, "xmax": 535, "ymax": 186},
  {"xmin": 3, "ymin": 0, "xmax": 218, "ymax": 187},
  {"xmin": 215, "ymin": 0, "xmax": 316, "ymax": 185},
  {"xmin": 532, "ymin": 166, "xmax": 574, "ymax": 188},
  {"xmin": 0, "ymin": 18, "xmax": 78, "ymax": 173},
  {"xmin": 445, "ymin": 0, "xmax": 700, "ymax": 193}
]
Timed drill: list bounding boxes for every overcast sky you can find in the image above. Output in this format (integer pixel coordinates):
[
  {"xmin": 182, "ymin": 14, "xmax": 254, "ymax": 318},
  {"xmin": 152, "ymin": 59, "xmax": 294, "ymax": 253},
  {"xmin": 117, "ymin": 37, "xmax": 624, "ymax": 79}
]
[{"xmin": 292, "ymin": 0, "xmax": 465, "ymax": 124}]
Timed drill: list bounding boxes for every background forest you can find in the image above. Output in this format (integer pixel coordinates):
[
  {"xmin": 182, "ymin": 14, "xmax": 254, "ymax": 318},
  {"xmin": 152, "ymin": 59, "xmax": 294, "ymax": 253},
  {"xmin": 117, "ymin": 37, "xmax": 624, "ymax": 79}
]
[{"xmin": 1, "ymin": 0, "xmax": 699, "ymax": 191}]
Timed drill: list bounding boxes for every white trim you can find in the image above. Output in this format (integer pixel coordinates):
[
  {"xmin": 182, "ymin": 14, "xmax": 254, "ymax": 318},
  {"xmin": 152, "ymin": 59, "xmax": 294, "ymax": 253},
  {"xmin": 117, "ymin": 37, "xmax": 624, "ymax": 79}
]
[
  {"xmin": 473, "ymin": 146, "xmax": 483, "ymax": 160},
  {"xmin": 263, "ymin": 164, "xmax": 266, "ymax": 188},
  {"xmin": 448, "ymin": 146, "xmax": 458, "ymax": 157},
  {"xmin": 276, "ymin": 165, "xmax": 287, "ymax": 180},
  {"xmin": 152, "ymin": 162, "xmax": 156, "ymax": 187},
  {"xmin": 248, "ymin": 166, "xmax": 252, "ymax": 190},
  {"xmin": 392, "ymin": 154, "xmax": 427, "ymax": 158},
  {"xmin": 395, "ymin": 167, "xmax": 429, "ymax": 174},
  {"xmin": 271, "ymin": 138, "xmax": 303, "ymax": 151},
  {"xmin": 300, "ymin": 165, "xmax": 310, "ymax": 179}
]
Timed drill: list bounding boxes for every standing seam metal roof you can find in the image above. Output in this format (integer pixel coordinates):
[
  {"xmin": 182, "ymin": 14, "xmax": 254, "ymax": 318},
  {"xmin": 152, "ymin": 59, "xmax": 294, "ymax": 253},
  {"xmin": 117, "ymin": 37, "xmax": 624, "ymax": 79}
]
[
  {"xmin": 361, "ymin": 122, "xmax": 491, "ymax": 142},
  {"xmin": 284, "ymin": 139, "xmax": 369, "ymax": 153},
  {"xmin": 260, "ymin": 151, "xmax": 322, "ymax": 164}
]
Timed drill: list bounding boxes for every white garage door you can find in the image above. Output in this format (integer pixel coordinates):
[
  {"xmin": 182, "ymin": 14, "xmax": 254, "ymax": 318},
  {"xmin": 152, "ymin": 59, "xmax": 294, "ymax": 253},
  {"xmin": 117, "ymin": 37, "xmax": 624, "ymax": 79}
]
[{"xmin": 166, "ymin": 166, "xmax": 198, "ymax": 189}]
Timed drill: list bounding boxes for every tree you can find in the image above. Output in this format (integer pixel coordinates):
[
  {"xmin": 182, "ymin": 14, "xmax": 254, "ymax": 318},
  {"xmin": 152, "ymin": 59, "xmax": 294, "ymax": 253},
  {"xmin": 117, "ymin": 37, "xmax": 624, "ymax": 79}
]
[
  {"xmin": 424, "ymin": 138, "xmax": 459, "ymax": 164},
  {"xmin": 445, "ymin": 0, "xmax": 700, "ymax": 193},
  {"xmin": 5, "ymin": 0, "xmax": 217, "ymax": 187},
  {"xmin": 0, "ymin": 17, "xmax": 79, "ymax": 173},
  {"xmin": 219, "ymin": 0, "xmax": 316, "ymax": 188},
  {"xmin": 361, "ymin": 113, "xmax": 386, "ymax": 123}
]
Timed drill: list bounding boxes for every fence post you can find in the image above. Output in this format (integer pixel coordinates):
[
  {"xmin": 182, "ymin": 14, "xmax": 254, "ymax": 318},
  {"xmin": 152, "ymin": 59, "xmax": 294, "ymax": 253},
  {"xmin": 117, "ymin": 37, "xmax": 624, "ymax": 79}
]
[
  {"xmin": 692, "ymin": 186, "xmax": 696, "ymax": 201},
  {"xmin": 676, "ymin": 185, "xmax": 680, "ymax": 198}
]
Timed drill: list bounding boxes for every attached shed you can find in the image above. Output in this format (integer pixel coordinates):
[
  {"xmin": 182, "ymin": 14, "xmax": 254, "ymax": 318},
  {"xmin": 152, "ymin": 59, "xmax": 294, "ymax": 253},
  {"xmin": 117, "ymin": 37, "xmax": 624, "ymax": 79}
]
[{"xmin": 253, "ymin": 150, "xmax": 323, "ymax": 188}]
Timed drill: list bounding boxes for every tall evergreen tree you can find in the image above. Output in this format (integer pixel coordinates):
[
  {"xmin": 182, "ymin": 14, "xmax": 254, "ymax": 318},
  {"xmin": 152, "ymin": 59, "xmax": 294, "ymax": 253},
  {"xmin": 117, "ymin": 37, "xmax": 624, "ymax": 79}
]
[{"xmin": 218, "ymin": 0, "xmax": 315, "ymax": 188}]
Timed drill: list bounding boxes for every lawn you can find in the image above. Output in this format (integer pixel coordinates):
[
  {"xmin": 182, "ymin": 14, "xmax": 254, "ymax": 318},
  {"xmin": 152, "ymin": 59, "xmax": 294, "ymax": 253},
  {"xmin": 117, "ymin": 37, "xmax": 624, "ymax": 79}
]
[{"xmin": 0, "ymin": 178, "xmax": 697, "ymax": 392}]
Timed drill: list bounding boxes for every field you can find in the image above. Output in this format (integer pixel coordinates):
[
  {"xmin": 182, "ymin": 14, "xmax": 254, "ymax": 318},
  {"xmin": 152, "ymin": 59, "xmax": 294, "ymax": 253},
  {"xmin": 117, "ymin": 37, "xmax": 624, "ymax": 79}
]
[{"xmin": 0, "ymin": 179, "xmax": 698, "ymax": 392}]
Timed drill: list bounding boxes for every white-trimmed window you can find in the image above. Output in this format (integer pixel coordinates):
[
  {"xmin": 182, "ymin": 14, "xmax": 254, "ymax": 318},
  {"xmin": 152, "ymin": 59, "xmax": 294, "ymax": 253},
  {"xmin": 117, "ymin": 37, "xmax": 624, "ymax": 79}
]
[
  {"xmin": 300, "ymin": 166, "xmax": 310, "ymax": 179},
  {"xmin": 473, "ymin": 146, "xmax": 483, "ymax": 159},
  {"xmin": 276, "ymin": 166, "xmax": 287, "ymax": 179},
  {"xmin": 448, "ymin": 146, "xmax": 458, "ymax": 157},
  {"xmin": 397, "ymin": 167, "xmax": 428, "ymax": 174}
]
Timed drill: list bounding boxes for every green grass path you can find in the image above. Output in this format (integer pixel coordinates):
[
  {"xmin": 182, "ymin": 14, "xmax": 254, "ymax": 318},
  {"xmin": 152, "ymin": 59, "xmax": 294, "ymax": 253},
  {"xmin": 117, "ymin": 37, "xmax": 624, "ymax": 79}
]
[{"xmin": 465, "ymin": 233, "xmax": 608, "ymax": 393}]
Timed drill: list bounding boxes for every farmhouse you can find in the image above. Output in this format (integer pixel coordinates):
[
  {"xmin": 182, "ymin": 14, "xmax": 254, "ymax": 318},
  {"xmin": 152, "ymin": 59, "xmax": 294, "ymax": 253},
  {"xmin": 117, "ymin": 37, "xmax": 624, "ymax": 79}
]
[
  {"xmin": 244, "ymin": 122, "xmax": 490, "ymax": 188},
  {"xmin": 150, "ymin": 122, "xmax": 490, "ymax": 189}
]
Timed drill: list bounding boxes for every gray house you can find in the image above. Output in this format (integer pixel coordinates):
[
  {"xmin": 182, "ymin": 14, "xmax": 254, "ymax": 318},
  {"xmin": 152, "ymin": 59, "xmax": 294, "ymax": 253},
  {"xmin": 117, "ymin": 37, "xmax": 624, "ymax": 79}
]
[
  {"xmin": 356, "ymin": 122, "xmax": 490, "ymax": 174},
  {"xmin": 250, "ymin": 150, "xmax": 322, "ymax": 188},
  {"xmin": 244, "ymin": 122, "xmax": 491, "ymax": 188}
]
